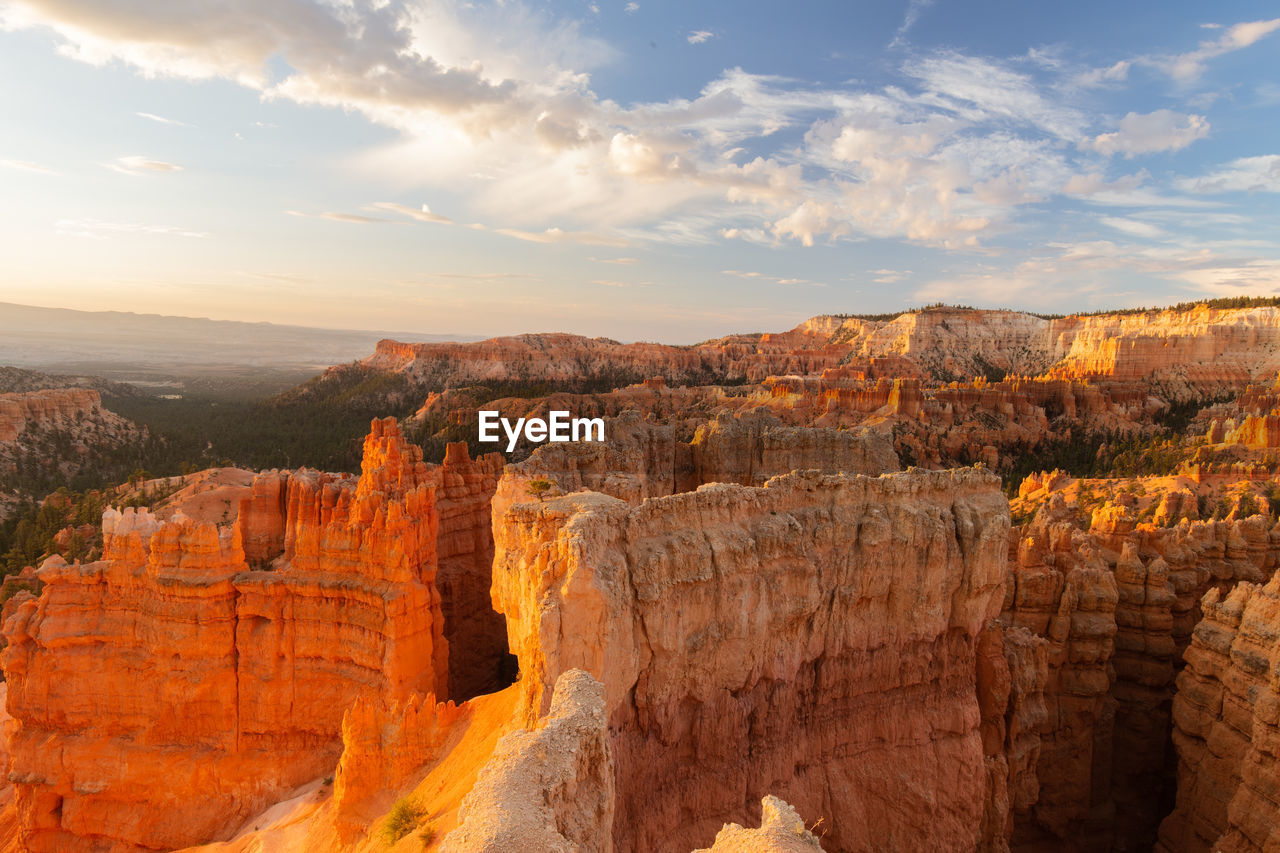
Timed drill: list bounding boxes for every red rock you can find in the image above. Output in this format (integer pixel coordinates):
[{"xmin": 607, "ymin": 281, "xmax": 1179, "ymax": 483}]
[{"xmin": 1, "ymin": 418, "xmax": 451, "ymax": 852}]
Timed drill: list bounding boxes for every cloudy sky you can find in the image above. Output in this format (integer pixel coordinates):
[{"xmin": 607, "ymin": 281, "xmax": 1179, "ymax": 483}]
[{"xmin": 1, "ymin": 0, "xmax": 1278, "ymax": 341}]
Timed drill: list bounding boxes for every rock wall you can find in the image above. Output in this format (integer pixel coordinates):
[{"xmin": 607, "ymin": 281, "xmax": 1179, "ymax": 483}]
[
  {"xmin": 0, "ymin": 388, "xmax": 103, "ymax": 443},
  {"xmin": 370, "ymin": 306, "xmax": 1280, "ymax": 400},
  {"xmin": 1000, "ymin": 495, "xmax": 1280, "ymax": 851},
  {"xmin": 434, "ymin": 442, "xmax": 510, "ymax": 700},
  {"xmin": 1158, "ymin": 572, "xmax": 1280, "ymax": 853},
  {"xmin": 0, "ymin": 418, "xmax": 450, "ymax": 852},
  {"xmin": 492, "ymin": 467, "xmax": 1010, "ymax": 852},
  {"xmin": 492, "ymin": 411, "xmax": 897, "ymax": 512}
]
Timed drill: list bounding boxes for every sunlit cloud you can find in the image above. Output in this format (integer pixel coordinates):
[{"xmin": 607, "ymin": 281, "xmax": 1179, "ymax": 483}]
[
  {"xmin": 135, "ymin": 111, "xmax": 191, "ymax": 127},
  {"xmin": 494, "ymin": 226, "xmax": 628, "ymax": 246},
  {"xmin": 107, "ymin": 155, "xmax": 183, "ymax": 175},
  {"xmin": 56, "ymin": 217, "xmax": 208, "ymax": 238},
  {"xmin": 1178, "ymin": 154, "xmax": 1280, "ymax": 193},
  {"xmin": 687, "ymin": 30, "xmax": 714, "ymax": 45},
  {"xmin": 1141, "ymin": 18, "xmax": 1280, "ymax": 82},
  {"xmin": 364, "ymin": 202, "xmax": 453, "ymax": 224},
  {"xmin": 0, "ymin": 159, "xmax": 58, "ymax": 175},
  {"xmin": 1084, "ymin": 110, "xmax": 1210, "ymax": 157},
  {"xmin": 285, "ymin": 210, "xmax": 388, "ymax": 224}
]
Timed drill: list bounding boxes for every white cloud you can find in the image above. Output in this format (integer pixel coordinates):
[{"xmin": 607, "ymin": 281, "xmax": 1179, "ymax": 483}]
[
  {"xmin": 872, "ymin": 269, "xmax": 910, "ymax": 284},
  {"xmin": 365, "ymin": 201, "xmax": 454, "ymax": 224},
  {"xmin": 1084, "ymin": 110, "xmax": 1209, "ymax": 157},
  {"xmin": 687, "ymin": 30, "xmax": 714, "ymax": 45},
  {"xmin": 891, "ymin": 0, "xmax": 933, "ymax": 47},
  {"xmin": 625, "ymin": 2, "xmax": 638, "ymax": 12},
  {"xmin": 1178, "ymin": 260, "xmax": 1280, "ymax": 296},
  {"xmin": 286, "ymin": 210, "xmax": 388, "ymax": 224},
  {"xmin": 0, "ymin": 159, "xmax": 58, "ymax": 175},
  {"xmin": 494, "ymin": 226, "xmax": 629, "ymax": 246},
  {"xmin": 56, "ymin": 217, "xmax": 208, "ymax": 238},
  {"xmin": 4, "ymin": 0, "xmax": 1262, "ymax": 261},
  {"xmin": 135, "ymin": 111, "xmax": 191, "ymax": 127},
  {"xmin": 721, "ymin": 269, "xmax": 823, "ymax": 286},
  {"xmin": 903, "ymin": 52, "xmax": 1088, "ymax": 139},
  {"xmin": 1074, "ymin": 60, "xmax": 1131, "ymax": 89},
  {"xmin": 1099, "ymin": 216, "xmax": 1166, "ymax": 239},
  {"xmin": 107, "ymin": 155, "xmax": 183, "ymax": 175},
  {"xmin": 1145, "ymin": 18, "xmax": 1280, "ymax": 82},
  {"xmin": 1178, "ymin": 154, "xmax": 1280, "ymax": 193}
]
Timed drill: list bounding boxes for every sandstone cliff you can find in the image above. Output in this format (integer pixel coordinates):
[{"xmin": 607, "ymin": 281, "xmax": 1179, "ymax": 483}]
[
  {"xmin": 492, "ymin": 466, "xmax": 1010, "ymax": 852},
  {"xmin": 1, "ymin": 418, "xmax": 452, "ymax": 852},
  {"xmin": 1000, "ymin": 492, "xmax": 1280, "ymax": 850},
  {"xmin": 368, "ymin": 304, "xmax": 1280, "ymax": 399},
  {"xmin": 1158, "ymin": 572, "xmax": 1280, "ymax": 853},
  {"xmin": 491, "ymin": 410, "xmax": 897, "ymax": 511},
  {"xmin": 0, "ymin": 387, "xmax": 146, "ymax": 518}
]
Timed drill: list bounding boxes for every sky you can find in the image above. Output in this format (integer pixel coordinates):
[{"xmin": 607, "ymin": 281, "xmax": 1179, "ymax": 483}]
[{"xmin": 0, "ymin": 1, "xmax": 1278, "ymax": 343}]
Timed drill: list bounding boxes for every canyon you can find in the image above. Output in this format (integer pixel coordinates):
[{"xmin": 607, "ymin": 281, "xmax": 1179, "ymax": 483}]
[{"xmin": 3, "ymin": 302, "xmax": 1280, "ymax": 851}]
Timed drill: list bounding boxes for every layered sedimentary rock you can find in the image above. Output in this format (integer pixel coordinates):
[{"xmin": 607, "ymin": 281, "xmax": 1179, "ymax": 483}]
[
  {"xmin": 332, "ymin": 691, "xmax": 463, "ymax": 840},
  {"xmin": 0, "ymin": 388, "xmax": 145, "ymax": 518},
  {"xmin": 492, "ymin": 466, "xmax": 1010, "ymax": 852},
  {"xmin": 370, "ymin": 305, "xmax": 1280, "ymax": 402},
  {"xmin": 492, "ymin": 410, "xmax": 897, "ymax": 511},
  {"xmin": 1158, "ymin": 572, "xmax": 1280, "ymax": 853},
  {"xmin": 1045, "ymin": 305, "xmax": 1280, "ymax": 394},
  {"xmin": 1000, "ymin": 492, "xmax": 1280, "ymax": 851},
  {"xmin": 1, "ymin": 419, "xmax": 450, "ymax": 852},
  {"xmin": 0, "ymin": 388, "xmax": 104, "ymax": 442}
]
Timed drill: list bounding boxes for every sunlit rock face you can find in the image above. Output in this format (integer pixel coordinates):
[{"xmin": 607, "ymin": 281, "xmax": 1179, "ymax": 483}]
[
  {"xmin": 1, "ymin": 418, "xmax": 451, "ymax": 852},
  {"xmin": 492, "ymin": 465, "xmax": 1010, "ymax": 852}
]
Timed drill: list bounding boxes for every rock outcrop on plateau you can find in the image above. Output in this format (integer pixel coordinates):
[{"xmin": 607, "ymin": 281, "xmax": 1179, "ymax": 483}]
[
  {"xmin": 368, "ymin": 304, "xmax": 1280, "ymax": 397},
  {"xmin": 0, "ymin": 388, "xmax": 107, "ymax": 443}
]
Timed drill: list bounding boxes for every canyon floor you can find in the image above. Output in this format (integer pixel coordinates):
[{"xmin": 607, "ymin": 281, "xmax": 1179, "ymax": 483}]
[{"xmin": 4, "ymin": 301, "xmax": 1280, "ymax": 851}]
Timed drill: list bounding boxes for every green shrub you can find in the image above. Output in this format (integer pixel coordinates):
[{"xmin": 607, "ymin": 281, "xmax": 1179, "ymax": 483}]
[{"xmin": 382, "ymin": 797, "xmax": 424, "ymax": 845}]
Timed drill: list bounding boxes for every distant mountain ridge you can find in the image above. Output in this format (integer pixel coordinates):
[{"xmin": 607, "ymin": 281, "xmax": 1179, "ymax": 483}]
[{"xmin": 0, "ymin": 301, "xmax": 482, "ymax": 375}]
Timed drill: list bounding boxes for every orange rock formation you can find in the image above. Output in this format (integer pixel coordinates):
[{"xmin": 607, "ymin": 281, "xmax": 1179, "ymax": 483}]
[
  {"xmin": 1, "ymin": 418, "xmax": 451, "ymax": 852},
  {"xmin": 0, "ymin": 388, "xmax": 104, "ymax": 443}
]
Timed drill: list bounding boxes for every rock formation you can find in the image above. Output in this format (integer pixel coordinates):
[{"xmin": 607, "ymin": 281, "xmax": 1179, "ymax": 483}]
[
  {"xmin": 998, "ymin": 492, "xmax": 1280, "ymax": 850},
  {"xmin": 1158, "ymin": 572, "xmax": 1280, "ymax": 853},
  {"xmin": 440, "ymin": 669, "xmax": 615, "ymax": 853},
  {"xmin": 0, "ymin": 388, "xmax": 105, "ymax": 443},
  {"xmin": 0, "ymin": 387, "xmax": 145, "ymax": 518},
  {"xmin": 370, "ymin": 304, "xmax": 1280, "ymax": 399},
  {"xmin": 1, "ymin": 418, "xmax": 450, "ymax": 852},
  {"xmin": 492, "ymin": 466, "xmax": 1010, "ymax": 852},
  {"xmin": 692, "ymin": 797, "xmax": 826, "ymax": 852}
]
